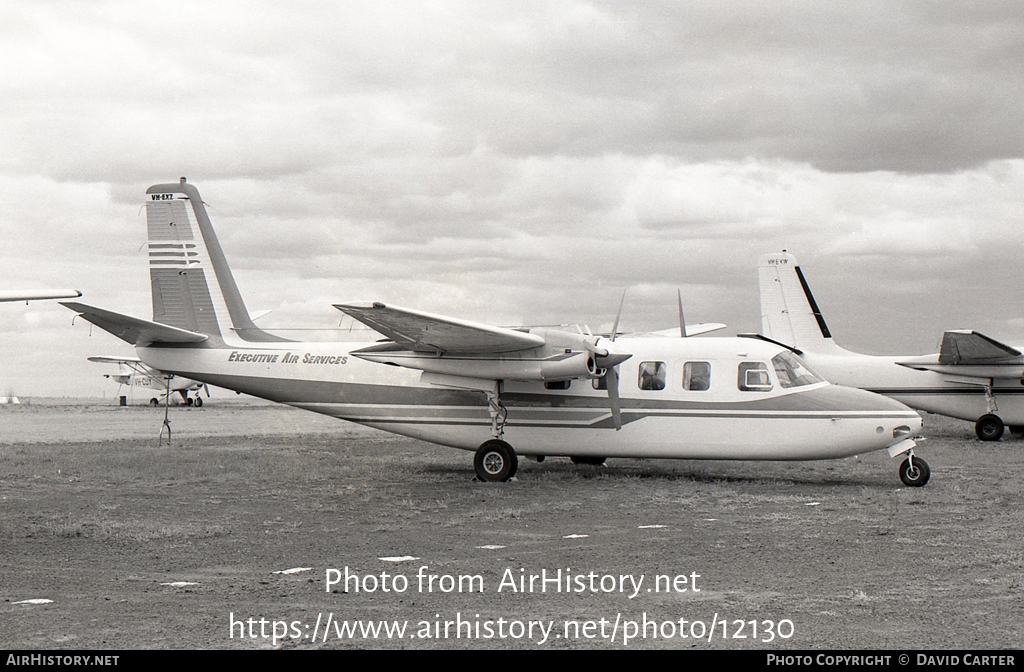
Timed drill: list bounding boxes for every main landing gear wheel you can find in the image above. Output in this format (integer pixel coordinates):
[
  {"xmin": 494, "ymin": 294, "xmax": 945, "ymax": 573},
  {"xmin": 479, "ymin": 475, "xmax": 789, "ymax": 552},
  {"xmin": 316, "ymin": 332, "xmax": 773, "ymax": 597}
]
[
  {"xmin": 899, "ymin": 456, "xmax": 930, "ymax": 487},
  {"xmin": 975, "ymin": 414, "xmax": 1004, "ymax": 442},
  {"xmin": 571, "ymin": 456, "xmax": 606, "ymax": 466},
  {"xmin": 194, "ymin": 396, "xmax": 203, "ymax": 407},
  {"xmin": 149, "ymin": 398, "xmax": 159, "ymax": 406},
  {"xmin": 474, "ymin": 440, "xmax": 518, "ymax": 482}
]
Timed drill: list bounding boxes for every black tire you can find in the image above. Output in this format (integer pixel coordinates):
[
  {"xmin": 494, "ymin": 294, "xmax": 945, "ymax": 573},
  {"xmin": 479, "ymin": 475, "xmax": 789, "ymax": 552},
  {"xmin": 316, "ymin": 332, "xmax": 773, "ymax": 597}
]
[
  {"xmin": 975, "ymin": 414, "xmax": 1004, "ymax": 441},
  {"xmin": 571, "ymin": 456, "xmax": 606, "ymax": 466},
  {"xmin": 185, "ymin": 397, "xmax": 194, "ymax": 406},
  {"xmin": 149, "ymin": 398, "xmax": 159, "ymax": 406},
  {"xmin": 474, "ymin": 440, "xmax": 518, "ymax": 482},
  {"xmin": 899, "ymin": 457, "xmax": 930, "ymax": 487},
  {"xmin": 194, "ymin": 397, "xmax": 203, "ymax": 408},
  {"xmin": 1009, "ymin": 425, "xmax": 1024, "ymax": 436}
]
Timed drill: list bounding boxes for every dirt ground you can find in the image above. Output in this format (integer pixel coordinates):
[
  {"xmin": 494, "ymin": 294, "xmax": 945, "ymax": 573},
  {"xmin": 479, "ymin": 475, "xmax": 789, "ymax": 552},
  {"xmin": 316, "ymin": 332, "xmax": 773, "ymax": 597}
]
[{"xmin": 1, "ymin": 399, "xmax": 1021, "ymax": 650}]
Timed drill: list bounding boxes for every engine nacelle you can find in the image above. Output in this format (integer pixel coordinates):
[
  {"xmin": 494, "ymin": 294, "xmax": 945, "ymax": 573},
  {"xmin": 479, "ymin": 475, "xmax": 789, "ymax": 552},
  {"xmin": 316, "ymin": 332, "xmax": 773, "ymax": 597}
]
[
  {"xmin": 351, "ymin": 344, "xmax": 600, "ymax": 381},
  {"xmin": 539, "ymin": 352, "xmax": 598, "ymax": 380}
]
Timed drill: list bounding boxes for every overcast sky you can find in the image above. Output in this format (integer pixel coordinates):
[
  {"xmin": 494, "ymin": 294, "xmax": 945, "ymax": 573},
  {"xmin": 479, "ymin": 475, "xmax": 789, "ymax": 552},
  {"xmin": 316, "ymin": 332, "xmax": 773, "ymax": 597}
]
[{"xmin": 3, "ymin": 1, "xmax": 1024, "ymax": 398}]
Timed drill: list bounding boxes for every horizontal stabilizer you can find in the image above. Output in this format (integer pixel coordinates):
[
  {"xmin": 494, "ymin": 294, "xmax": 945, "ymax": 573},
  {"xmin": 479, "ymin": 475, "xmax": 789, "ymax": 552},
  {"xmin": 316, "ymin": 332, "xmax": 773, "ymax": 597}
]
[
  {"xmin": 335, "ymin": 302, "xmax": 545, "ymax": 354},
  {"xmin": 938, "ymin": 330, "xmax": 1020, "ymax": 364},
  {"xmin": 896, "ymin": 331, "xmax": 1023, "ymax": 378},
  {"xmin": 61, "ymin": 302, "xmax": 208, "ymax": 346}
]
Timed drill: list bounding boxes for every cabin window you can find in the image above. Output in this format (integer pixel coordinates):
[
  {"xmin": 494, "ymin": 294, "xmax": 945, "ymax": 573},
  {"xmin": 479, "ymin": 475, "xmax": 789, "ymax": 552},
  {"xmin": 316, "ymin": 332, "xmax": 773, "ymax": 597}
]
[
  {"xmin": 683, "ymin": 361, "xmax": 711, "ymax": 391},
  {"xmin": 638, "ymin": 361, "xmax": 666, "ymax": 390},
  {"xmin": 738, "ymin": 362, "xmax": 772, "ymax": 391},
  {"xmin": 545, "ymin": 380, "xmax": 571, "ymax": 390},
  {"xmin": 771, "ymin": 352, "xmax": 824, "ymax": 388}
]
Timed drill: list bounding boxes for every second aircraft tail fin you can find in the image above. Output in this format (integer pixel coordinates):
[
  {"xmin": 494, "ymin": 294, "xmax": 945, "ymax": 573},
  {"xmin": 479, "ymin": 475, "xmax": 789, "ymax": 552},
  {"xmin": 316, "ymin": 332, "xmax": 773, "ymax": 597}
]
[{"xmin": 758, "ymin": 252, "xmax": 846, "ymax": 355}]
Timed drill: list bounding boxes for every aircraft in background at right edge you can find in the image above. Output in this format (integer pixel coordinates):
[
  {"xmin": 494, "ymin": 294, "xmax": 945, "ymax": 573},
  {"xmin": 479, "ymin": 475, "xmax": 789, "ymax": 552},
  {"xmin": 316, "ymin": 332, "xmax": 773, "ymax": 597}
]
[{"xmin": 758, "ymin": 251, "xmax": 1024, "ymax": 441}]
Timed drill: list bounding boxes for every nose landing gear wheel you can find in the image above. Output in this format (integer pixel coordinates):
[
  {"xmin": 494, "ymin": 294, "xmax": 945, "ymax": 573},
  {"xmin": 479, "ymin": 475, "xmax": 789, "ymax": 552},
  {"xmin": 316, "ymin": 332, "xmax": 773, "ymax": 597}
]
[
  {"xmin": 474, "ymin": 440, "xmax": 518, "ymax": 482},
  {"xmin": 899, "ymin": 456, "xmax": 930, "ymax": 487},
  {"xmin": 975, "ymin": 414, "xmax": 1004, "ymax": 441}
]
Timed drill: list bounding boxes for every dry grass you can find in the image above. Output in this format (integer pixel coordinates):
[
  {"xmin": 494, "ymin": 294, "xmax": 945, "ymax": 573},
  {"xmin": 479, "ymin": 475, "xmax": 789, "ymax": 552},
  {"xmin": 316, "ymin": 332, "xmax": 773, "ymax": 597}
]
[{"xmin": 1, "ymin": 406, "xmax": 1021, "ymax": 649}]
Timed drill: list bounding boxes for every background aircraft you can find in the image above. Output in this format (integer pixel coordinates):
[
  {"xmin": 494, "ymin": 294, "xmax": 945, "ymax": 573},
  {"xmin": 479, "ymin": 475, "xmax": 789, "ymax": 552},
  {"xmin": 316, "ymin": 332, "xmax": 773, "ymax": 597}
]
[
  {"xmin": 87, "ymin": 355, "xmax": 208, "ymax": 406},
  {"xmin": 1, "ymin": 290, "xmax": 81, "ymax": 303},
  {"xmin": 61, "ymin": 180, "xmax": 926, "ymax": 485},
  {"xmin": 1, "ymin": 289, "xmax": 81, "ymax": 403},
  {"xmin": 759, "ymin": 251, "xmax": 1024, "ymax": 441}
]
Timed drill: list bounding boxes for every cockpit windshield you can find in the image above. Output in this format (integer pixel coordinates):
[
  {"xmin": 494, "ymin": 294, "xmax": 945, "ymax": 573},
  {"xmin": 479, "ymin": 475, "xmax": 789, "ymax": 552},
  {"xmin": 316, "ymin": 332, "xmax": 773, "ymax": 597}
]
[{"xmin": 771, "ymin": 351, "xmax": 824, "ymax": 388}]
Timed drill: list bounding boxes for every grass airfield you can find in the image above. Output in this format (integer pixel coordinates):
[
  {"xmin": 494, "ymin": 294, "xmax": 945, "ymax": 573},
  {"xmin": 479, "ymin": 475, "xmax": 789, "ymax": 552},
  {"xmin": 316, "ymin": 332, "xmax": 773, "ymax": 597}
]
[{"xmin": 1, "ymin": 399, "xmax": 1021, "ymax": 649}]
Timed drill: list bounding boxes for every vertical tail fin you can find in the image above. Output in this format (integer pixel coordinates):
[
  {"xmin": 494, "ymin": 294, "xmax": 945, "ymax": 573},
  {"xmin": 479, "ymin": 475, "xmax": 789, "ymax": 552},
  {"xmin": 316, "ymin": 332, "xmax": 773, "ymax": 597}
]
[
  {"xmin": 758, "ymin": 252, "xmax": 844, "ymax": 354},
  {"xmin": 144, "ymin": 178, "xmax": 287, "ymax": 343}
]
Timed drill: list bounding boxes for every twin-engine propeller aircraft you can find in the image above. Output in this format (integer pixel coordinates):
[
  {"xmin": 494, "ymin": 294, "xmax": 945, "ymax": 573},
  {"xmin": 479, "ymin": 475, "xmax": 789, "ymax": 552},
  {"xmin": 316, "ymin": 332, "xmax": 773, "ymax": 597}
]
[
  {"xmin": 61, "ymin": 179, "xmax": 927, "ymax": 485},
  {"xmin": 759, "ymin": 251, "xmax": 1024, "ymax": 442},
  {"xmin": 87, "ymin": 355, "xmax": 208, "ymax": 406}
]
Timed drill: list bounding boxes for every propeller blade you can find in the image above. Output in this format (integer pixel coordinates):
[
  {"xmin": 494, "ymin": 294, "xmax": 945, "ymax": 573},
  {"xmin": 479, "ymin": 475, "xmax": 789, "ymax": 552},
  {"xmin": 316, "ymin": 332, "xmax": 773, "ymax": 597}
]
[
  {"xmin": 607, "ymin": 365, "xmax": 621, "ymax": 431},
  {"xmin": 610, "ymin": 288, "xmax": 626, "ymax": 342},
  {"xmin": 678, "ymin": 289, "xmax": 687, "ymax": 338}
]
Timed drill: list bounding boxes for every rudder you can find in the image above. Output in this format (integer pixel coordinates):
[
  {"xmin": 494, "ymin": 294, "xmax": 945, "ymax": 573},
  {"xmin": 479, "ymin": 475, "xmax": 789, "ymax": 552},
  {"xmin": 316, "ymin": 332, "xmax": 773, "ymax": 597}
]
[{"xmin": 758, "ymin": 252, "xmax": 843, "ymax": 354}]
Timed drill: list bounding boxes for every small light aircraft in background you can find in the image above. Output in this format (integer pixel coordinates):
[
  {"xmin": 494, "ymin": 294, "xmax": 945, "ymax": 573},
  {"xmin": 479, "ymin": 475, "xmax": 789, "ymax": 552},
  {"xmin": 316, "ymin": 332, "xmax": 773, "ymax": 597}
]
[
  {"xmin": 759, "ymin": 251, "xmax": 1024, "ymax": 442},
  {"xmin": 61, "ymin": 179, "xmax": 927, "ymax": 485},
  {"xmin": 1, "ymin": 289, "xmax": 81, "ymax": 303},
  {"xmin": 87, "ymin": 355, "xmax": 209, "ymax": 406}
]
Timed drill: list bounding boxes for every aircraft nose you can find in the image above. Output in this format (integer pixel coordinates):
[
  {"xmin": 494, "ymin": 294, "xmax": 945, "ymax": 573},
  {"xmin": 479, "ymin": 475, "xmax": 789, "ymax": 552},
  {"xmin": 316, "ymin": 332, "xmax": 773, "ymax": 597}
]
[{"xmin": 829, "ymin": 383, "xmax": 923, "ymax": 443}]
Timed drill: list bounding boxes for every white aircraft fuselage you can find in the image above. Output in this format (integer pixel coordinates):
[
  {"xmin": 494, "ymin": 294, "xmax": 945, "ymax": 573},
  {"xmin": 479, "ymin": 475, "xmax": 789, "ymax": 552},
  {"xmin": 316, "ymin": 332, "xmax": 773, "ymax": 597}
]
[{"xmin": 138, "ymin": 336, "xmax": 920, "ymax": 462}]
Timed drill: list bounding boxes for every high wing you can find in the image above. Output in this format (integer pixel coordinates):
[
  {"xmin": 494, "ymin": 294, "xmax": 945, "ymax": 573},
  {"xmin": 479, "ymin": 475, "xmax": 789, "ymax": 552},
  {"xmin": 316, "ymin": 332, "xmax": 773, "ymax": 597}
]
[
  {"xmin": 334, "ymin": 302, "xmax": 545, "ymax": 354},
  {"xmin": 646, "ymin": 323, "xmax": 727, "ymax": 337},
  {"xmin": 61, "ymin": 302, "xmax": 208, "ymax": 346},
  {"xmin": 87, "ymin": 355, "xmax": 144, "ymax": 365},
  {"xmin": 1, "ymin": 289, "xmax": 81, "ymax": 303},
  {"xmin": 335, "ymin": 301, "xmax": 630, "ymax": 381},
  {"xmin": 87, "ymin": 354, "xmax": 160, "ymax": 379},
  {"xmin": 336, "ymin": 300, "xmax": 632, "ymax": 429}
]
